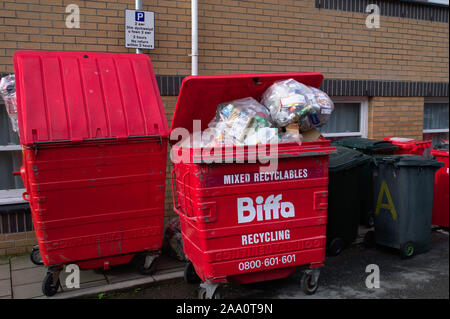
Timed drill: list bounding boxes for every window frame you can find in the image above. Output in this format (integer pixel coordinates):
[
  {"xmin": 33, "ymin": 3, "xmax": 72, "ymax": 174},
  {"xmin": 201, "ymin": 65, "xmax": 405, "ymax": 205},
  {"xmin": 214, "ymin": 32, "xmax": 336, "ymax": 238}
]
[
  {"xmin": 422, "ymin": 97, "xmax": 449, "ymax": 134},
  {"xmin": 320, "ymin": 96, "xmax": 369, "ymax": 138}
]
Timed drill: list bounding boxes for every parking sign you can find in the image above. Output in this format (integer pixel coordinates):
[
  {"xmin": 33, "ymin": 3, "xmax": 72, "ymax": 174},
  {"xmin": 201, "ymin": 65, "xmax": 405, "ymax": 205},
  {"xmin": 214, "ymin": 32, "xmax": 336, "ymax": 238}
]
[{"xmin": 125, "ymin": 9, "xmax": 154, "ymax": 49}]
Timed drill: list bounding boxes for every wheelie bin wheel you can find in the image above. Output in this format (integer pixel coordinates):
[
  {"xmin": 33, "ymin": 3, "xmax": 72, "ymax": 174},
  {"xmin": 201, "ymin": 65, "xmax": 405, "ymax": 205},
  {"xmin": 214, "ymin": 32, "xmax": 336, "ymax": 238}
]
[
  {"xmin": 198, "ymin": 287, "xmax": 221, "ymax": 299},
  {"xmin": 328, "ymin": 238, "xmax": 345, "ymax": 256},
  {"xmin": 400, "ymin": 242, "xmax": 415, "ymax": 259},
  {"xmin": 365, "ymin": 212, "xmax": 375, "ymax": 228},
  {"xmin": 363, "ymin": 230, "xmax": 376, "ymax": 248},
  {"xmin": 134, "ymin": 254, "xmax": 157, "ymax": 275},
  {"xmin": 42, "ymin": 271, "xmax": 60, "ymax": 297},
  {"xmin": 300, "ymin": 269, "xmax": 320, "ymax": 295},
  {"xmin": 30, "ymin": 245, "xmax": 43, "ymax": 266},
  {"xmin": 184, "ymin": 261, "xmax": 200, "ymax": 284}
]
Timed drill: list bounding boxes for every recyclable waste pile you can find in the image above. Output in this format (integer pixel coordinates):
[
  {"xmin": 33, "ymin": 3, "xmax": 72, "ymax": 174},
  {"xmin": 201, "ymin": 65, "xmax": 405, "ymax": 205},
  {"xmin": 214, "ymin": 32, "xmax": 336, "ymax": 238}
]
[
  {"xmin": 181, "ymin": 78, "xmax": 334, "ymax": 147},
  {"xmin": 0, "ymin": 74, "xmax": 19, "ymax": 133}
]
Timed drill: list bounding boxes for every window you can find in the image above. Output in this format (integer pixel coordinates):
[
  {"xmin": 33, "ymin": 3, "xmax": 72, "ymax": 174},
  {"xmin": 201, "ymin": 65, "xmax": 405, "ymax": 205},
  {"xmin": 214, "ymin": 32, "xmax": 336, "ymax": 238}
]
[
  {"xmin": 0, "ymin": 101, "xmax": 24, "ymax": 205},
  {"xmin": 423, "ymin": 97, "xmax": 449, "ymax": 146},
  {"xmin": 318, "ymin": 97, "xmax": 368, "ymax": 139}
]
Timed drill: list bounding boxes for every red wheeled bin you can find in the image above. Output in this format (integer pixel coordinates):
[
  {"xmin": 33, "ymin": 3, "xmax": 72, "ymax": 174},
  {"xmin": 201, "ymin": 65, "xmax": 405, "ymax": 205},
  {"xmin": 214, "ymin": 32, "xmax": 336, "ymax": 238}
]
[
  {"xmin": 13, "ymin": 51, "xmax": 168, "ymax": 296},
  {"xmin": 170, "ymin": 73, "xmax": 336, "ymax": 298},
  {"xmin": 381, "ymin": 137, "xmax": 431, "ymax": 157},
  {"xmin": 431, "ymin": 141, "xmax": 449, "ymax": 228}
]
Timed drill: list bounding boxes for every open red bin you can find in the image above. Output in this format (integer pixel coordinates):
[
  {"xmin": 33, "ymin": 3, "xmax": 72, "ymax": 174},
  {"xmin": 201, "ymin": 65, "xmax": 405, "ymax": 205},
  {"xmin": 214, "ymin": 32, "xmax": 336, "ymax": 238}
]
[
  {"xmin": 170, "ymin": 73, "xmax": 336, "ymax": 298},
  {"xmin": 381, "ymin": 137, "xmax": 431, "ymax": 156},
  {"xmin": 14, "ymin": 51, "xmax": 168, "ymax": 296},
  {"xmin": 431, "ymin": 141, "xmax": 449, "ymax": 228}
]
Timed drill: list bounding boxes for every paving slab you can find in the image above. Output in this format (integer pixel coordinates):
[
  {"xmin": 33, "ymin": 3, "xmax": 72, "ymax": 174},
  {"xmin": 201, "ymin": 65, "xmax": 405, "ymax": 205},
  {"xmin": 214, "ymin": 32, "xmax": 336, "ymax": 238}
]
[
  {"xmin": 0, "ymin": 279, "xmax": 12, "ymax": 298},
  {"xmin": 0, "ymin": 264, "xmax": 10, "ymax": 281},
  {"xmin": 11, "ymin": 266, "xmax": 47, "ymax": 286},
  {"xmin": 0, "ymin": 257, "xmax": 9, "ymax": 265},
  {"xmin": 13, "ymin": 282, "xmax": 43, "ymax": 299},
  {"xmin": 10, "ymin": 255, "xmax": 39, "ymax": 271}
]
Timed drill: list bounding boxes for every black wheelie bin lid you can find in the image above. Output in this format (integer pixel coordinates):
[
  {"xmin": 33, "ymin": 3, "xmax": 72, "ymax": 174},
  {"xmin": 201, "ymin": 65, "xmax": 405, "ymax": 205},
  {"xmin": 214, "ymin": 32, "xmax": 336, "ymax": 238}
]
[
  {"xmin": 329, "ymin": 146, "xmax": 372, "ymax": 173},
  {"xmin": 331, "ymin": 137, "xmax": 399, "ymax": 155},
  {"xmin": 372, "ymin": 154, "xmax": 444, "ymax": 168}
]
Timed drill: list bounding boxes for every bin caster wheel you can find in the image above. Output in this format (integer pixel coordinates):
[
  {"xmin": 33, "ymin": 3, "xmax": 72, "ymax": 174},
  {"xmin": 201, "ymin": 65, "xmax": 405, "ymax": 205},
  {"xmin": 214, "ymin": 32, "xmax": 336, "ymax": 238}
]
[
  {"xmin": 328, "ymin": 238, "xmax": 345, "ymax": 256},
  {"xmin": 42, "ymin": 271, "xmax": 60, "ymax": 297},
  {"xmin": 30, "ymin": 245, "xmax": 43, "ymax": 266},
  {"xmin": 363, "ymin": 230, "xmax": 376, "ymax": 248},
  {"xmin": 300, "ymin": 269, "xmax": 320, "ymax": 295},
  {"xmin": 135, "ymin": 254, "xmax": 157, "ymax": 275},
  {"xmin": 198, "ymin": 282, "xmax": 221, "ymax": 299},
  {"xmin": 184, "ymin": 261, "xmax": 200, "ymax": 284},
  {"xmin": 400, "ymin": 242, "xmax": 415, "ymax": 259},
  {"xmin": 198, "ymin": 287, "xmax": 221, "ymax": 299},
  {"xmin": 366, "ymin": 212, "xmax": 375, "ymax": 228}
]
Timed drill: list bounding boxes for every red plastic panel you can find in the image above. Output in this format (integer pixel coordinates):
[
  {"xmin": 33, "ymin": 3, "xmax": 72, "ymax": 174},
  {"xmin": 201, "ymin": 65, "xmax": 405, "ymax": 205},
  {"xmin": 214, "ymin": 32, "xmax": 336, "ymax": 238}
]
[
  {"xmin": 431, "ymin": 149, "xmax": 449, "ymax": 228},
  {"xmin": 23, "ymin": 139, "xmax": 167, "ymax": 266},
  {"xmin": 13, "ymin": 51, "xmax": 168, "ymax": 146},
  {"xmin": 170, "ymin": 72, "xmax": 324, "ymax": 145},
  {"xmin": 382, "ymin": 137, "xmax": 431, "ymax": 156}
]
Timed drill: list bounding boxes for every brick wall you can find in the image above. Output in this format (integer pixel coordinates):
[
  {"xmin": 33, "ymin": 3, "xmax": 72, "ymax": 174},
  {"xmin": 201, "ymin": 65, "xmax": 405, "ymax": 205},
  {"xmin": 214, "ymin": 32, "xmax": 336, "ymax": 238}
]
[
  {"xmin": 368, "ymin": 97, "xmax": 425, "ymax": 140},
  {"xmin": 0, "ymin": 0, "xmax": 448, "ymax": 81},
  {"xmin": 0, "ymin": 232, "xmax": 37, "ymax": 257}
]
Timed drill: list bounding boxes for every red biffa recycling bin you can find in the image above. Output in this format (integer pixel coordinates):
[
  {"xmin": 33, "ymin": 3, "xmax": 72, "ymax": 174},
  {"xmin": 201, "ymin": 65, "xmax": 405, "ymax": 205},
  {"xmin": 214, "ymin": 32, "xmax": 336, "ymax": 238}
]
[
  {"xmin": 13, "ymin": 51, "xmax": 168, "ymax": 296},
  {"xmin": 170, "ymin": 73, "xmax": 335, "ymax": 298}
]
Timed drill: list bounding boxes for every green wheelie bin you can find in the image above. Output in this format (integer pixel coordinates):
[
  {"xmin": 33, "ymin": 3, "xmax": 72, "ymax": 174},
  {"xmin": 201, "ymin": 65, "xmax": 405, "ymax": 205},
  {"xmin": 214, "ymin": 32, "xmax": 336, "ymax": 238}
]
[
  {"xmin": 331, "ymin": 137, "xmax": 399, "ymax": 227},
  {"xmin": 327, "ymin": 146, "xmax": 372, "ymax": 256},
  {"xmin": 365, "ymin": 155, "xmax": 443, "ymax": 258}
]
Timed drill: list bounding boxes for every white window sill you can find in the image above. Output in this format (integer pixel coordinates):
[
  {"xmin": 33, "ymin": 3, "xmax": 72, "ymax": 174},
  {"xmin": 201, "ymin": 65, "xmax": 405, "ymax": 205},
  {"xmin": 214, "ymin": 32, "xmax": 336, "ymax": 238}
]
[
  {"xmin": 0, "ymin": 145, "xmax": 22, "ymax": 152},
  {"xmin": 423, "ymin": 129, "xmax": 449, "ymax": 134},
  {"xmin": 0, "ymin": 188, "xmax": 27, "ymax": 205},
  {"xmin": 321, "ymin": 132, "xmax": 363, "ymax": 138}
]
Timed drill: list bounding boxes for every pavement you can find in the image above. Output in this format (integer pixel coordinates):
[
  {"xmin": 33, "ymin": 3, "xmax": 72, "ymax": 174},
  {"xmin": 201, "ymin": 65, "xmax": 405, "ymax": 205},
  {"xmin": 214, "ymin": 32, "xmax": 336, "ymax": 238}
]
[
  {"xmin": 97, "ymin": 227, "xmax": 450, "ymax": 300},
  {"xmin": 0, "ymin": 254, "xmax": 185, "ymax": 299},
  {"xmin": 0, "ymin": 227, "xmax": 448, "ymax": 299}
]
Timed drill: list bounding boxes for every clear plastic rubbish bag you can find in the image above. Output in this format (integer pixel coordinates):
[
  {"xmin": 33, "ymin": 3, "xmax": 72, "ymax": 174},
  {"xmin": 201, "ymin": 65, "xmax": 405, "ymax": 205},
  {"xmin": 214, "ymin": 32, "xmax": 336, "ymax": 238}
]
[
  {"xmin": 260, "ymin": 78, "xmax": 334, "ymax": 131},
  {"xmin": 0, "ymin": 74, "xmax": 19, "ymax": 133}
]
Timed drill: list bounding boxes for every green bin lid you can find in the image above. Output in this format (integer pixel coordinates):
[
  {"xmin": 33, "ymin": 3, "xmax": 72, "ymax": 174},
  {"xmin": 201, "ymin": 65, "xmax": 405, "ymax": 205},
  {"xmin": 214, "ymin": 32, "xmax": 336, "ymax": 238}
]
[
  {"xmin": 373, "ymin": 154, "xmax": 444, "ymax": 168},
  {"xmin": 331, "ymin": 137, "xmax": 398, "ymax": 152},
  {"xmin": 329, "ymin": 146, "xmax": 372, "ymax": 172}
]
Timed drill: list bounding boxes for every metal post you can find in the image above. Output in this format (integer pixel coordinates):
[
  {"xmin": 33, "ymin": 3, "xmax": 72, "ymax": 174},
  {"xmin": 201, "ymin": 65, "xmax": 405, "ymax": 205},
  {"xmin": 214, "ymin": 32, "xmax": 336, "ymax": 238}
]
[
  {"xmin": 136, "ymin": 0, "xmax": 142, "ymax": 54},
  {"xmin": 191, "ymin": 0, "xmax": 198, "ymax": 75}
]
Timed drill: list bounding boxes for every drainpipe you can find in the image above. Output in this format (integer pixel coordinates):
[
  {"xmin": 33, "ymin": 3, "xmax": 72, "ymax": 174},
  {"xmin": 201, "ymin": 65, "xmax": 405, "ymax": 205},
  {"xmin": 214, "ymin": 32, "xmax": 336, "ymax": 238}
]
[
  {"xmin": 191, "ymin": 0, "xmax": 198, "ymax": 75},
  {"xmin": 136, "ymin": 0, "xmax": 142, "ymax": 54}
]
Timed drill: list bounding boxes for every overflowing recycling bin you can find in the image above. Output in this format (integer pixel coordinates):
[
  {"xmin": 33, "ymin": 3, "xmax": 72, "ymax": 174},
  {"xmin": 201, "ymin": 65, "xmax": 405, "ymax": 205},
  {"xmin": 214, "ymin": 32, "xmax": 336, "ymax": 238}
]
[
  {"xmin": 327, "ymin": 146, "xmax": 372, "ymax": 256},
  {"xmin": 13, "ymin": 51, "xmax": 168, "ymax": 296},
  {"xmin": 331, "ymin": 137, "xmax": 398, "ymax": 227},
  {"xmin": 381, "ymin": 137, "xmax": 431, "ymax": 157},
  {"xmin": 365, "ymin": 155, "xmax": 443, "ymax": 258},
  {"xmin": 431, "ymin": 141, "xmax": 449, "ymax": 228},
  {"xmin": 170, "ymin": 73, "xmax": 336, "ymax": 298}
]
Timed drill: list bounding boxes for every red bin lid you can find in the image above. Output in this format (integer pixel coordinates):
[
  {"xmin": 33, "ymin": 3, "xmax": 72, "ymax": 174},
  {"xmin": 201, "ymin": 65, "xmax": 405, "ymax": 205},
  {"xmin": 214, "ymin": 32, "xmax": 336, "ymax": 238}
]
[
  {"xmin": 13, "ymin": 51, "xmax": 168, "ymax": 146},
  {"xmin": 170, "ymin": 72, "xmax": 324, "ymax": 145}
]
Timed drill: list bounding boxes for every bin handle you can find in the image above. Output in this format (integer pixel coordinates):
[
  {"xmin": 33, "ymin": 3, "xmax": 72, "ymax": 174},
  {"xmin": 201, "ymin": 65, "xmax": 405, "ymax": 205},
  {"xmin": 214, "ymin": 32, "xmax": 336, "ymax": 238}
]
[
  {"xmin": 171, "ymin": 170, "xmax": 198, "ymax": 222},
  {"xmin": 22, "ymin": 192, "xmax": 30, "ymax": 201},
  {"xmin": 182, "ymin": 172, "xmax": 192, "ymax": 217},
  {"xmin": 170, "ymin": 168, "xmax": 181, "ymax": 210}
]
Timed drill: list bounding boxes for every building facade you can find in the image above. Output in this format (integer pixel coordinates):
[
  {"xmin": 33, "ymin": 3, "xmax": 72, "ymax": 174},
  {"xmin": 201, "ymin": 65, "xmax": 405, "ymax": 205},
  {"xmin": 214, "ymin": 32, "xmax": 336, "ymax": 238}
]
[{"xmin": 0, "ymin": 0, "xmax": 448, "ymax": 255}]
